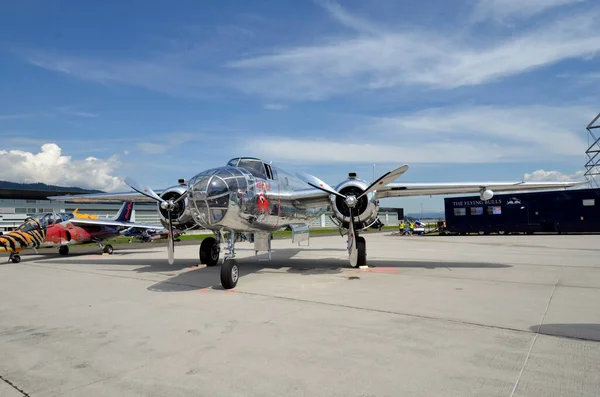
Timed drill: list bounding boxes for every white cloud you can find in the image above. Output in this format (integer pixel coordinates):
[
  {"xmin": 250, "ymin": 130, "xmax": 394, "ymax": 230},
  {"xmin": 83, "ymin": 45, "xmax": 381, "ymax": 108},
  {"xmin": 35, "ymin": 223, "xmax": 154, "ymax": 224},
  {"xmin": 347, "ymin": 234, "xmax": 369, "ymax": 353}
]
[
  {"xmin": 317, "ymin": 0, "xmax": 388, "ymax": 35},
  {"xmin": 245, "ymin": 104, "xmax": 592, "ymax": 164},
  {"xmin": 55, "ymin": 106, "xmax": 98, "ymax": 118},
  {"xmin": 0, "ymin": 143, "xmax": 126, "ymax": 191},
  {"xmin": 263, "ymin": 103, "xmax": 288, "ymax": 110},
  {"xmin": 135, "ymin": 132, "xmax": 199, "ymax": 154},
  {"xmin": 367, "ymin": 105, "xmax": 591, "ymax": 157},
  {"xmin": 17, "ymin": 2, "xmax": 600, "ymax": 102},
  {"xmin": 524, "ymin": 169, "xmax": 586, "ymax": 181},
  {"xmin": 227, "ymin": 4, "xmax": 600, "ymax": 100},
  {"xmin": 471, "ymin": 0, "xmax": 584, "ymax": 23},
  {"xmin": 0, "ymin": 113, "xmax": 47, "ymax": 120},
  {"xmin": 240, "ymin": 137, "xmax": 529, "ymax": 165}
]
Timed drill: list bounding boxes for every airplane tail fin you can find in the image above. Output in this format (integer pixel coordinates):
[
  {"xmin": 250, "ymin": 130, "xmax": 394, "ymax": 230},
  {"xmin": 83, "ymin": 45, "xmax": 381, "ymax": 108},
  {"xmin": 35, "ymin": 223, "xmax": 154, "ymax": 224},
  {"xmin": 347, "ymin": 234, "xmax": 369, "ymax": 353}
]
[{"xmin": 113, "ymin": 201, "xmax": 134, "ymax": 222}]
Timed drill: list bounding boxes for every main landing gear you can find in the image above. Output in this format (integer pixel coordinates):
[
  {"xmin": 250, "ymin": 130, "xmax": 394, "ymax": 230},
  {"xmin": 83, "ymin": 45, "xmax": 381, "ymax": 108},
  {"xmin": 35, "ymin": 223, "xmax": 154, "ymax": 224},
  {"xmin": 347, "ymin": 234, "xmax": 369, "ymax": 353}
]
[
  {"xmin": 356, "ymin": 235, "xmax": 367, "ymax": 267},
  {"xmin": 8, "ymin": 252, "xmax": 21, "ymax": 263},
  {"xmin": 199, "ymin": 237, "xmax": 220, "ymax": 267},
  {"xmin": 98, "ymin": 242, "xmax": 113, "ymax": 255}
]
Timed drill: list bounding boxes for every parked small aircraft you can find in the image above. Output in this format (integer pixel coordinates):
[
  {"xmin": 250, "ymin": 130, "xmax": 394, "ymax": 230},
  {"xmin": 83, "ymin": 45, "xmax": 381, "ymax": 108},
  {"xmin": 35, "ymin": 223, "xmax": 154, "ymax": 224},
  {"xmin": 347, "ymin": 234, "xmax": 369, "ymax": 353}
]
[
  {"xmin": 1, "ymin": 202, "xmax": 160, "ymax": 263},
  {"xmin": 121, "ymin": 226, "xmax": 183, "ymax": 243},
  {"xmin": 48, "ymin": 157, "xmax": 586, "ymax": 289}
]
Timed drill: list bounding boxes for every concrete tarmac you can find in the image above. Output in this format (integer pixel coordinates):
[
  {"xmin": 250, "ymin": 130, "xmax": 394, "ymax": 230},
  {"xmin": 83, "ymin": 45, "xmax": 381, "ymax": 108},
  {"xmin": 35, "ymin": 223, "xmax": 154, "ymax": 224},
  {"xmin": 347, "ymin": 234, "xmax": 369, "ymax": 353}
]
[{"xmin": 0, "ymin": 233, "xmax": 599, "ymax": 396}]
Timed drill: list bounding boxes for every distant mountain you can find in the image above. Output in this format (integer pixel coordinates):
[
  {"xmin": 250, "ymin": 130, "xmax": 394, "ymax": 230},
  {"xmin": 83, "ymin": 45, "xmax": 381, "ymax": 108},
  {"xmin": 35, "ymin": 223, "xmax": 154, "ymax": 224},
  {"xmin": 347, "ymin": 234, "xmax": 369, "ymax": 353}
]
[{"xmin": 0, "ymin": 180, "xmax": 103, "ymax": 193}]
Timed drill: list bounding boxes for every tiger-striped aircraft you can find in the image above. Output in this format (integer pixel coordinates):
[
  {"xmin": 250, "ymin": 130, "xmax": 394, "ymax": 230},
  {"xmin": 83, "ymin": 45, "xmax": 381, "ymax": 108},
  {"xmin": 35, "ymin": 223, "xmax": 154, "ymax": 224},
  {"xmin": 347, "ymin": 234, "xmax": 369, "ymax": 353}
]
[
  {"xmin": 1, "ymin": 202, "xmax": 161, "ymax": 263},
  {"xmin": 0, "ymin": 217, "xmax": 46, "ymax": 263}
]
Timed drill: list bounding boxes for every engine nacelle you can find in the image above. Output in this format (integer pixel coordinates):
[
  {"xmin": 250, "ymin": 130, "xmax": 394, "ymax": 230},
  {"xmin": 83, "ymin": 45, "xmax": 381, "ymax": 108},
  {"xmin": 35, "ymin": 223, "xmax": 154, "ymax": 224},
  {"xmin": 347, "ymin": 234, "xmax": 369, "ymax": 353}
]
[
  {"xmin": 157, "ymin": 185, "xmax": 195, "ymax": 229},
  {"xmin": 480, "ymin": 189, "xmax": 494, "ymax": 201},
  {"xmin": 330, "ymin": 176, "xmax": 380, "ymax": 230}
]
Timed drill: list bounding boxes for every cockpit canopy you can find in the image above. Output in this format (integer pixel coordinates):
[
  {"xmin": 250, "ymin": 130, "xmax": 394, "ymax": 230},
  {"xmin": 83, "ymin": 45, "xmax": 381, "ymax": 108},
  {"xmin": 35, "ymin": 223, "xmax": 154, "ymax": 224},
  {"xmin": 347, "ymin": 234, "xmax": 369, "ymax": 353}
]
[
  {"xmin": 16, "ymin": 218, "xmax": 42, "ymax": 232},
  {"xmin": 30, "ymin": 212, "xmax": 74, "ymax": 228},
  {"xmin": 227, "ymin": 157, "xmax": 277, "ymax": 181}
]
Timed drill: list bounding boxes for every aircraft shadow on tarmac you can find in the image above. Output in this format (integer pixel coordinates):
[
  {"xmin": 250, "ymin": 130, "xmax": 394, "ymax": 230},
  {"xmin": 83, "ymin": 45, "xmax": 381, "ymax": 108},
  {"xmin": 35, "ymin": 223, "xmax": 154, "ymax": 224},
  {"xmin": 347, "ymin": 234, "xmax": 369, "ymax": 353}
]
[
  {"xmin": 1, "ymin": 249, "xmax": 162, "ymax": 263},
  {"xmin": 529, "ymin": 323, "xmax": 600, "ymax": 342},
  {"xmin": 8, "ymin": 245, "xmax": 511, "ymax": 293},
  {"xmin": 141, "ymin": 247, "xmax": 511, "ymax": 293}
]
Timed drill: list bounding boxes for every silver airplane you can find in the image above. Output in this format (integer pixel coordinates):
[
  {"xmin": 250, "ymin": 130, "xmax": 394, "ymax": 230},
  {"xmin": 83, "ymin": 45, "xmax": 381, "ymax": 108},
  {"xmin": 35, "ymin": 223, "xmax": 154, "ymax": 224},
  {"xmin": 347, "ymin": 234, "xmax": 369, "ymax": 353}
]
[{"xmin": 48, "ymin": 157, "xmax": 585, "ymax": 289}]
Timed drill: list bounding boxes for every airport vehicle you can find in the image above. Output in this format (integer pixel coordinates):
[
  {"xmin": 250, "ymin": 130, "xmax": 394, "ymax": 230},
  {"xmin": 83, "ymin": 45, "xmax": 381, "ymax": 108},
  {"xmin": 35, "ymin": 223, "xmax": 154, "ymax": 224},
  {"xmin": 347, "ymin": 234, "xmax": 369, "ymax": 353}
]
[
  {"xmin": 48, "ymin": 157, "xmax": 585, "ymax": 289},
  {"xmin": 1, "ymin": 202, "xmax": 160, "ymax": 263},
  {"xmin": 445, "ymin": 187, "xmax": 600, "ymax": 235}
]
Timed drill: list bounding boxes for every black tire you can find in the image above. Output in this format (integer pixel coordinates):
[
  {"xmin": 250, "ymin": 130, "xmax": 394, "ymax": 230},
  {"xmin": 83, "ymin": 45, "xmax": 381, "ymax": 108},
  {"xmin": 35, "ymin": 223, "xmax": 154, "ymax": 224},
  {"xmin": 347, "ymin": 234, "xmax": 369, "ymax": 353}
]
[
  {"xmin": 220, "ymin": 259, "xmax": 239, "ymax": 289},
  {"xmin": 59, "ymin": 245, "xmax": 69, "ymax": 255},
  {"xmin": 103, "ymin": 245, "xmax": 114, "ymax": 255},
  {"xmin": 11, "ymin": 255, "xmax": 21, "ymax": 264},
  {"xmin": 200, "ymin": 237, "xmax": 220, "ymax": 266},
  {"xmin": 357, "ymin": 236, "xmax": 366, "ymax": 267}
]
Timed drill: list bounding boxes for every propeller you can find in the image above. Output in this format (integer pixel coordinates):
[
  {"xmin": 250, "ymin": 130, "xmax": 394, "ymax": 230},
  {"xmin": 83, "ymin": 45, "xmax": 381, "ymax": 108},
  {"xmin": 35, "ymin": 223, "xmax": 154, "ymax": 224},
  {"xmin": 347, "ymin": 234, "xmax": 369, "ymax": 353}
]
[
  {"xmin": 357, "ymin": 165, "xmax": 408, "ymax": 200},
  {"xmin": 296, "ymin": 164, "xmax": 409, "ymax": 268},
  {"xmin": 124, "ymin": 177, "xmax": 188, "ymax": 265}
]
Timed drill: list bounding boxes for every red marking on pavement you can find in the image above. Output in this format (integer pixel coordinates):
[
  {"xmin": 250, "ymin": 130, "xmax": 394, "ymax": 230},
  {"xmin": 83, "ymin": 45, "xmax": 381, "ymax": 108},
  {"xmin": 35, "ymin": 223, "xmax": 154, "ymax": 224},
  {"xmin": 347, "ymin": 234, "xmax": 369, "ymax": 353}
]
[
  {"xmin": 223, "ymin": 289, "xmax": 235, "ymax": 293},
  {"xmin": 372, "ymin": 267, "xmax": 400, "ymax": 274},
  {"xmin": 198, "ymin": 288, "xmax": 208, "ymax": 293}
]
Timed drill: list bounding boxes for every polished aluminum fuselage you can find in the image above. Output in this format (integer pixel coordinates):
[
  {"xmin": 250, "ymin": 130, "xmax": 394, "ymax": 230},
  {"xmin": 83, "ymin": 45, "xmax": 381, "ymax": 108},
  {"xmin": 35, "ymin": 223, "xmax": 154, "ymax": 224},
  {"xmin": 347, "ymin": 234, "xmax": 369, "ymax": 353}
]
[{"xmin": 184, "ymin": 165, "xmax": 330, "ymax": 233}]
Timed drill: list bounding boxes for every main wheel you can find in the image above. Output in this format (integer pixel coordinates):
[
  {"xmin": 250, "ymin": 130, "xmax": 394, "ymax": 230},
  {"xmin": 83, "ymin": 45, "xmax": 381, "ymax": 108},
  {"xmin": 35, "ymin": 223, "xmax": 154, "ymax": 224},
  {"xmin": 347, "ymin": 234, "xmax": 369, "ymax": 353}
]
[
  {"xmin": 200, "ymin": 237, "xmax": 220, "ymax": 266},
  {"xmin": 220, "ymin": 258, "xmax": 239, "ymax": 289},
  {"xmin": 103, "ymin": 244, "xmax": 114, "ymax": 255},
  {"xmin": 59, "ymin": 245, "xmax": 69, "ymax": 255},
  {"xmin": 357, "ymin": 236, "xmax": 367, "ymax": 267},
  {"xmin": 11, "ymin": 254, "xmax": 21, "ymax": 263}
]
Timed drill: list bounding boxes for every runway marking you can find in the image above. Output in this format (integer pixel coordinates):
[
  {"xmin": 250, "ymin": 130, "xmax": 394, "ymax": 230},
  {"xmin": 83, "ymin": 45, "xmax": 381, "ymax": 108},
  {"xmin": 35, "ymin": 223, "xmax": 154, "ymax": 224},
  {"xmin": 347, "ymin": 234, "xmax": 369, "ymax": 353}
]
[
  {"xmin": 0, "ymin": 373, "xmax": 30, "ymax": 396},
  {"xmin": 223, "ymin": 289, "xmax": 235, "ymax": 294},
  {"xmin": 509, "ymin": 277, "xmax": 559, "ymax": 397},
  {"xmin": 198, "ymin": 288, "xmax": 209, "ymax": 293}
]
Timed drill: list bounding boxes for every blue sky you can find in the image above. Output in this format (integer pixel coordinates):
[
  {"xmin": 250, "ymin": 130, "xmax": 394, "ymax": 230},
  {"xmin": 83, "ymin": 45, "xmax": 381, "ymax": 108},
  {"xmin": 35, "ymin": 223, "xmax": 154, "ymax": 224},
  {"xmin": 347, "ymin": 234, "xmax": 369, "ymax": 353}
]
[{"xmin": 1, "ymin": 0, "xmax": 599, "ymax": 213}]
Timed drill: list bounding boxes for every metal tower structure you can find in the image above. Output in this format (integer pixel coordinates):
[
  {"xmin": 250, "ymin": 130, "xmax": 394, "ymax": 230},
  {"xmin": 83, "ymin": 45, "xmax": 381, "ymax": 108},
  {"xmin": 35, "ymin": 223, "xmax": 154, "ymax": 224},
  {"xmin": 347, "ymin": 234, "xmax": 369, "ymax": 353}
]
[{"xmin": 585, "ymin": 112, "xmax": 600, "ymax": 188}]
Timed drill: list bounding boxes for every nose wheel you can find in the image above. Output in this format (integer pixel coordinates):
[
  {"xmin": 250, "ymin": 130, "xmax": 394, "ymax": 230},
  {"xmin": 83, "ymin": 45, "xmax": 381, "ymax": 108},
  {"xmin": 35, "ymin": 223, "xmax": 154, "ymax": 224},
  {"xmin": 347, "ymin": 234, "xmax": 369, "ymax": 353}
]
[
  {"xmin": 220, "ymin": 258, "xmax": 239, "ymax": 289},
  {"xmin": 8, "ymin": 253, "xmax": 21, "ymax": 263}
]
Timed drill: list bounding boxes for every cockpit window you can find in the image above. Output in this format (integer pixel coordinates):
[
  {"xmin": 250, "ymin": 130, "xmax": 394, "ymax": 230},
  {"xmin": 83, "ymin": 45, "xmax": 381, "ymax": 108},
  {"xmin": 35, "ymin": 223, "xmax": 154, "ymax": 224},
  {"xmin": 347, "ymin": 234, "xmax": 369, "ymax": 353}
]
[
  {"xmin": 16, "ymin": 218, "xmax": 40, "ymax": 232},
  {"xmin": 237, "ymin": 159, "xmax": 267, "ymax": 179},
  {"xmin": 227, "ymin": 158, "xmax": 239, "ymax": 167}
]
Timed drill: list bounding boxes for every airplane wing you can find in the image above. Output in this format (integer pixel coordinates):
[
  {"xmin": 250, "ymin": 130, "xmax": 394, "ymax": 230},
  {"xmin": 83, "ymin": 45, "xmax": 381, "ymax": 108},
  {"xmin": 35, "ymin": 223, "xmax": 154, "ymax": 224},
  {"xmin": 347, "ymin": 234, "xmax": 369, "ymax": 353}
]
[
  {"xmin": 66, "ymin": 218, "xmax": 162, "ymax": 229},
  {"xmin": 374, "ymin": 180, "xmax": 587, "ymax": 199},
  {"xmin": 47, "ymin": 190, "xmax": 165, "ymax": 203}
]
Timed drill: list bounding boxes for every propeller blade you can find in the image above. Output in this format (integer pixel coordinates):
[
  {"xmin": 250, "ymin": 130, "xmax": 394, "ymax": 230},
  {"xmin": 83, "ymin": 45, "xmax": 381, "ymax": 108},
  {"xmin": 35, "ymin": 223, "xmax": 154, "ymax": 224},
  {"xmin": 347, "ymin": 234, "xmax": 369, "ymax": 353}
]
[
  {"xmin": 173, "ymin": 189, "xmax": 189, "ymax": 204},
  {"xmin": 358, "ymin": 164, "xmax": 409, "ymax": 199},
  {"xmin": 124, "ymin": 177, "xmax": 165, "ymax": 203},
  {"xmin": 347, "ymin": 207, "xmax": 358, "ymax": 267},
  {"xmin": 167, "ymin": 211, "xmax": 174, "ymax": 265},
  {"xmin": 296, "ymin": 171, "xmax": 346, "ymax": 200}
]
